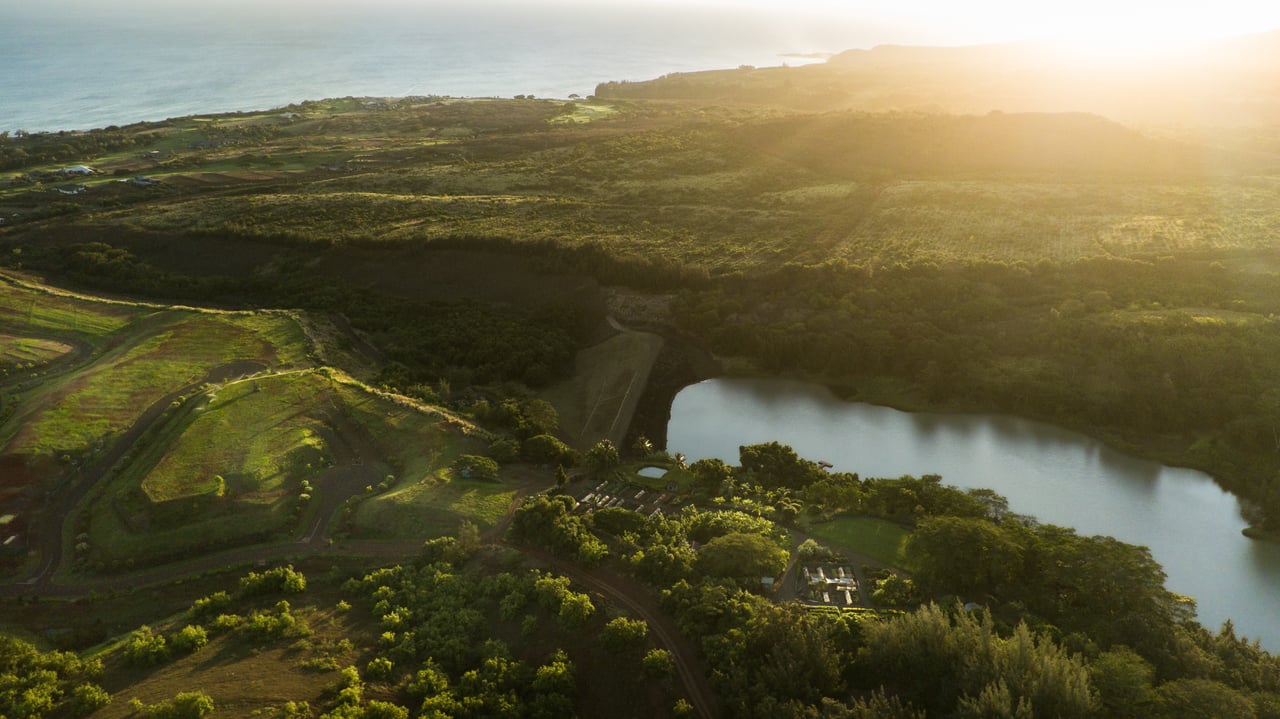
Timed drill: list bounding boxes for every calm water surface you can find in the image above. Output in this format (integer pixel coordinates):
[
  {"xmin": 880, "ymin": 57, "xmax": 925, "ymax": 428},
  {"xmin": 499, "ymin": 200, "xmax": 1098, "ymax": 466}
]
[
  {"xmin": 668, "ymin": 377, "xmax": 1280, "ymax": 650},
  {"xmin": 0, "ymin": 0, "xmax": 861, "ymax": 133}
]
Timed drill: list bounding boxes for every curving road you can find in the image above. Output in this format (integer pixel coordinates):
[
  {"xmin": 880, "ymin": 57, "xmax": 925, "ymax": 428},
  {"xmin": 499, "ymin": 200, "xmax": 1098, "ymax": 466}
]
[
  {"xmin": 14, "ymin": 360, "xmax": 266, "ymax": 586},
  {"xmin": 508, "ymin": 543, "xmax": 721, "ymax": 719}
]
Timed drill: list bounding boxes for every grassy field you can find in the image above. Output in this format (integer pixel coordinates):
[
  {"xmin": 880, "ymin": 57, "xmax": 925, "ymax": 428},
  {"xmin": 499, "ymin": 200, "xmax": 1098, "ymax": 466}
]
[
  {"xmin": 352, "ymin": 470, "xmax": 518, "ymax": 539},
  {"xmin": 1, "ymin": 311, "xmax": 306, "ymax": 458},
  {"xmin": 136, "ymin": 371, "xmax": 333, "ymax": 503},
  {"xmin": 68, "ymin": 363, "xmax": 492, "ymax": 568},
  {"xmin": 81, "ymin": 371, "xmax": 333, "ymax": 569},
  {"xmin": 803, "ymin": 516, "xmax": 910, "ymax": 567},
  {"xmin": 88, "ymin": 586, "xmax": 364, "ymax": 719},
  {"xmin": 295, "ymin": 371, "xmax": 508, "ymax": 540},
  {"xmin": 0, "ymin": 276, "xmax": 139, "ymax": 338},
  {"xmin": 0, "ymin": 333, "xmax": 73, "ymax": 369}
]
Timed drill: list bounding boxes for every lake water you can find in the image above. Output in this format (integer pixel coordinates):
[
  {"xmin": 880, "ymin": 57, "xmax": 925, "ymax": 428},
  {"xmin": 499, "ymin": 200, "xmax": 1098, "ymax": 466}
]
[
  {"xmin": 0, "ymin": 0, "xmax": 876, "ymax": 134},
  {"xmin": 667, "ymin": 377, "xmax": 1280, "ymax": 650}
]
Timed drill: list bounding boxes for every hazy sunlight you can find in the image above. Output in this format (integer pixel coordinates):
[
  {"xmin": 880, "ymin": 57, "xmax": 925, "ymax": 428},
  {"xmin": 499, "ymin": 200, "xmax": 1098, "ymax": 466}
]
[{"xmin": 691, "ymin": 0, "xmax": 1280, "ymax": 57}]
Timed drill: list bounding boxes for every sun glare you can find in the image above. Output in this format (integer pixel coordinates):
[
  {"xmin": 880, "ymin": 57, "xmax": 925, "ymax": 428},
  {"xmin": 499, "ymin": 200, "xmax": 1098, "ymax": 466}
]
[
  {"xmin": 1017, "ymin": 6, "xmax": 1243, "ymax": 60},
  {"xmin": 766, "ymin": 0, "xmax": 1280, "ymax": 59}
]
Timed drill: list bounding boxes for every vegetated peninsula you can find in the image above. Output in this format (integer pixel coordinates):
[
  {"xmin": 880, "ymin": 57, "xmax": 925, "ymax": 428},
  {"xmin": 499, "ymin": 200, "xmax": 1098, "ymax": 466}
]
[{"xmin": 2, "ymin": 40, "xmax": 1280, "ymax": 717}]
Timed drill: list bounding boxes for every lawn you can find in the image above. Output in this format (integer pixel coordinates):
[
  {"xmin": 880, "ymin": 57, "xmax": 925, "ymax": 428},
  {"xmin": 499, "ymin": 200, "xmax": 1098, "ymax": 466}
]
[
  {"xmin": 628, "ymin": 464, "xmax": 693, "ymax": 493},
  {"xmin": 803, "ymin": 515, "xmax": 910, "ymax": 567},
  {"xmin": 548, "ymin": 101, "xmax": 618, "ymax": 124}
]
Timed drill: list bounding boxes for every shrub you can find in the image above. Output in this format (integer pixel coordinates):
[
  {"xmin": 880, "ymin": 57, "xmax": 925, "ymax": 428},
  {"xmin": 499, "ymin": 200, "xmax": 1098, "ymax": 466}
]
[
  {"xmin": 136, "ymin": 691, "xmax": 215, "ymax": 719},
  {"xmin": 171, "ymin": 625, "xmax": 209, "ymax": 654},
  {"xmin": 123, "ymin": 626, "xmax": 169, "ymax": 666},
  {"xmin": 642, "ymin": 648, "xmax": 675, "ymax": 678},
  {"xmin": 190, "ymin": 591, "xmax": 233, "ymax": 620},
  {"xmin": 240, "ymin": 565, "xmax": 307, "ymax": 596},
  {"xmin": 69, "ymin": 683, "xmax": 112, "ymax": 716},
  {"xmin": 365, "ymin": 657, "xmax": 394, "ymax": 682},
  {"xmin": 452, "ymin": 454, "xmax": 499, "ymax": 481},
  {"xmin": 601, "ymin": 617, "xmax": 649, "ymax": 652},
  {"xmin": 557, "ymin": 592, "xmax": 595, "ymax": 628},
  {"xmin": 210, "ymin": 614, "xmax": 244, "ymax": 632}
]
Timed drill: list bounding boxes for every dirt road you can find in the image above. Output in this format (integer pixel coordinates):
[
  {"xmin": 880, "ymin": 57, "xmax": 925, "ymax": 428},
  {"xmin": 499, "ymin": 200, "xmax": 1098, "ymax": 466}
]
[{"xmin": 15, "ymin": 360, "xmax": 266, "ymax": 586}]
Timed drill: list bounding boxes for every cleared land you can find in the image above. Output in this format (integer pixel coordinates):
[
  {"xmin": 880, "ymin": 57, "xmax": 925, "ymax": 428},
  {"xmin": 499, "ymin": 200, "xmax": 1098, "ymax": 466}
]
[
  {"xmin": 135, "ymin": 371, "xmax": 334, "ymax": 503},
  {"xmin": 353, "ymin": 473, "xmax": 518, "ymax": 539}
]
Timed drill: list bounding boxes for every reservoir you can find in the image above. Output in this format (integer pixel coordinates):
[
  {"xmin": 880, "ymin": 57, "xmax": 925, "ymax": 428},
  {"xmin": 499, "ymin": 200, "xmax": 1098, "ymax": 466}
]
[{"xmin": 667, "ymin": 377, "xmax": 1280, "ymax": 651}]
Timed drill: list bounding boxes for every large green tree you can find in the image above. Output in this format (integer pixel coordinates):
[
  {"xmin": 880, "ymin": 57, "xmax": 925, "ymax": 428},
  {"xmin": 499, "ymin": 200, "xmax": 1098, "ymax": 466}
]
[{"xmin": 696, "ymin": 531, "xmax": 788, "ymax": 582}]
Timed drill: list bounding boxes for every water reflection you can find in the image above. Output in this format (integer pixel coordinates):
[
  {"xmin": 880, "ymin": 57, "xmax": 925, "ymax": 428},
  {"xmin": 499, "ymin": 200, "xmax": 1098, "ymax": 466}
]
[{"xmin": 668, "ymin": 377, "xmax": 1279, "ymax": 650}]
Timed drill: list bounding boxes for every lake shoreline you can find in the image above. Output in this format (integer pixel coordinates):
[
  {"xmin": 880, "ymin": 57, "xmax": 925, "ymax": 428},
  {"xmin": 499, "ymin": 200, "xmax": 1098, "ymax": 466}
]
[
  {"xmin": 665, "ymin": 374, "xmax": 1280, "ymax": 650},
  {"xmin": 652, "ymin": 354, "xmax": 1278, "ymax": 543}
]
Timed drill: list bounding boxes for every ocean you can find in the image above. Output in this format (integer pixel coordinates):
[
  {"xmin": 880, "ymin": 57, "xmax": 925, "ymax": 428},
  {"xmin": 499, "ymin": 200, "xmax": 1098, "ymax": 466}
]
[{"xmin": 1, "ymin": 0, "xmax": 884, "ymax": 133}]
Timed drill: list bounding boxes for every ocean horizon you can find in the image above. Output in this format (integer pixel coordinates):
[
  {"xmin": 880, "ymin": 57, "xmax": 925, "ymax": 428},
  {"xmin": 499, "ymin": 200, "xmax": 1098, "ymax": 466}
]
[{"xmin": 1, "ymin": 0, "xmax": 887, "ymax": 134}]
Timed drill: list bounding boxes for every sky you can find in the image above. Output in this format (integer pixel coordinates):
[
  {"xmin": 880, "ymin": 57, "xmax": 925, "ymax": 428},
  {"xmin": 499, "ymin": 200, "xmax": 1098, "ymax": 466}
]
[
  {"xmin": 623, "ymin": 0, "xmax": 1280, "ymax": 55},
  {"xmin": 23, "ymin": 0, "xmax": 1280, "ymax": 55}
]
